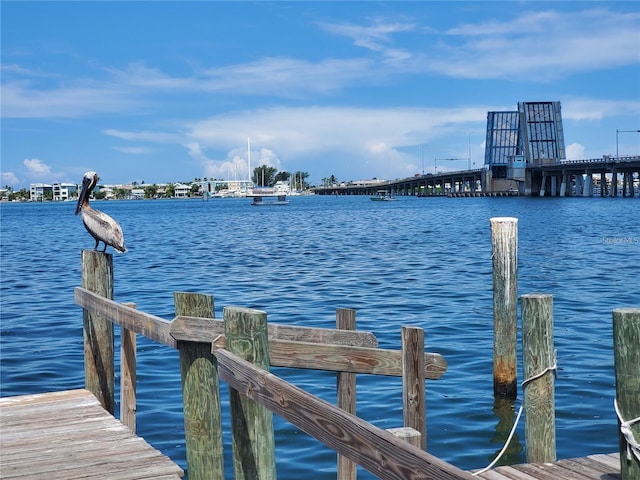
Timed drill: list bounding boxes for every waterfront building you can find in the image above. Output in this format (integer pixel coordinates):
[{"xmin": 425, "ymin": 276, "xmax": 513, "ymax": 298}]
[
  {"xmin": 52, "ymin": 182, "xmax": 78, "ymax": 201},
  {"xmin": 29, "ymin": 183, "xmax": 53, "ymax": 202}
]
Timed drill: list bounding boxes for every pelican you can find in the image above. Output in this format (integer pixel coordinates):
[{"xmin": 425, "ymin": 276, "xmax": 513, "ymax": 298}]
[{"xmin": 75, "ymin": 171, "xmax": 127, "ymax": 253}]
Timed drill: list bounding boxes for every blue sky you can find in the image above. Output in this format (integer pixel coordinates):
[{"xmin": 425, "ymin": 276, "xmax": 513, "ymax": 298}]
[{"xmin": 2, "ymin": 1, "xmax": 639, "ymax": 188}]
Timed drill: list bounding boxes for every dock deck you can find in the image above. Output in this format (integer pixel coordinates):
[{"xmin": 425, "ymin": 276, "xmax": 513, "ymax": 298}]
[
  {"xmin": 473, "ymin": 452, "xmax": 620, "ymax": 480},
  {"xmin": 0, "ymin": 388, "xmax": 622, "ymax": 480},
  {"xmin": 0, "ymin": 389, "xmax": 183, "ymax": 480}
]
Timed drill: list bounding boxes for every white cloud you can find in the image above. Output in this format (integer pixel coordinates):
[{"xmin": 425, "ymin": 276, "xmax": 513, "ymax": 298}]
[
  {"xmin": 23, "ymin": 158, "xmax": 52, "ymax": 176},
  {"xmin": 1, "ymin": 171, "xmax": 20, "ymax": 185},
  {"xmin": 566, "ymin": 143, "xmax": 585, "ymax": 161},
  {"xmin": 562, "ymin": 98, "xmax": 640, "ymax": 121},
  {"xmin": 113, "ymin": 146, "xmax": 153, "ymax": 154},
  {"xmin": 430, "ymin": 9, "xmax": 640, "ymax": 80}
]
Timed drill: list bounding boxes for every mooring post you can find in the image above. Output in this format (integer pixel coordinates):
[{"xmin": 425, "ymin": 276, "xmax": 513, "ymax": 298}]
[
  {"xmin": 81, "ymin": 250, "xmax": 115, "ymax": 414},
  {"xmin": 336, "ymin": 307, "xmax": 357, "ymax": 480},
  {"xmin": 224, "ymin": 306, "xmax": 276, "ymax": 480},
  {"xmin": 174, "ymin": 292, "xmax": 224, "ymax": 480},
  {"xmin": 521, "ymin": 293, "xmax": 556, "ymax": 463},
  {"xmin": 490, "ymin": 217, "xmax": 518, "ymax": 399},
  {"xmin": 402, "ymin": 326, "xmax": 426, "ymax": 450},
  {"xmin": 613, "ymin": 308, "xmax": 640, "ymax": 480},
  {"xmin": 120, "ymin": 302, "xmax": 137, "ymax": 433}
]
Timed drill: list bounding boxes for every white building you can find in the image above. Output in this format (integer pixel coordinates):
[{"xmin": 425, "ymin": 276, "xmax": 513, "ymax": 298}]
[
  {"xmin": 174, "ymin": 183, "xmax": 191, "ymax": 198},
  {"xmin": 52, "ymin": 182, "xmax": 78, "ymax": 201},
  {"xmin": 30, "ymin": 183, "xmax": 52, "ymax": 202}
]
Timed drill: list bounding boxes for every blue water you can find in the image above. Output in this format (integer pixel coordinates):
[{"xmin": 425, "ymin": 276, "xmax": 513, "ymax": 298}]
[{"xmin": 1, "ymin": 196, "xmax": 638, "ymax": 478}]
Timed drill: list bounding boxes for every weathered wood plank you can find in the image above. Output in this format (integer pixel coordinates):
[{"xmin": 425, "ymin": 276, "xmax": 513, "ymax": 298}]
[
  {"xmin": 0, "ymin": 389, "xmax": 183, "ymax": 480},
  {"xmin": 336, "ymin": 307, "xmax": 357, "ymax": 480},
  {"xmin": 211, "ymin": 336, "xmax": 447, "ymax": 379},
  {"xmin": 473, "ymin": 454, "xmax": 621, "ymax": 480},
  {"xmin": 215, "ymin": 348, "xmax": 474, "ymax": 480},
  {"xmin": 75, "ymin": 287, "xmax": 176, "ymax": 348},
  {"xmin": 171, "ymin": 314, "xmax": 378, "ymax": 346},
  {"xmin": 120, "ymin": 302, "xmax": 137, "ymax": 433},
  {"xmin": 174, "ymin": 291, "xmax": 224, "ymax": 480}
]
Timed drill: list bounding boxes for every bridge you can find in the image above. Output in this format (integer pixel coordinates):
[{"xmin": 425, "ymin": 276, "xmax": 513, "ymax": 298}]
[{"xmin": 312, "ymin": 156, "xmax": 640, "ymax": 197}]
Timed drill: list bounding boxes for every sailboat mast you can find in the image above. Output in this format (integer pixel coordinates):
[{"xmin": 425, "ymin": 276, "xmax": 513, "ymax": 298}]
[{"xmin": 247, "ymin": 137, "xmax": 252, "ymax": 185}]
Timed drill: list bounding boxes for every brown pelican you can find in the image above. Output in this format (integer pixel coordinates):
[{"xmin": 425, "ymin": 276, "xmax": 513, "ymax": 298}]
[{"xmin": 75, "ymin": 171, "xmax": 127, "ymax": 253}]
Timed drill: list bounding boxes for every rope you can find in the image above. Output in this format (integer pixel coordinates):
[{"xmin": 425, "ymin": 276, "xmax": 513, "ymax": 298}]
[
  {"xmin": 474, "ymin": 352, "xmax": 557, "ymax": 475},
  {"xmin": 614, "ymin": 399, "xmax": 640, "ymax": 463},
  {"xmin": 521, "ymin": 349, "xmax": 557, "ymax": 389},
  {"xmin": 473, "ymin": 406, "xmax": 524, "ymax": 476}
]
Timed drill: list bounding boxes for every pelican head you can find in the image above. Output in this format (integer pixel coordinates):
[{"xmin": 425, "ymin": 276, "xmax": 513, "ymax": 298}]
[{"xmin": 75, "ymin": 171, "xmax": 99, "ymax": 215}]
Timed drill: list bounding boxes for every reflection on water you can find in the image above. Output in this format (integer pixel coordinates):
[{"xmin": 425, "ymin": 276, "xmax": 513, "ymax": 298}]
[{"xmin": 490, "ymin": 397, "xmax": 524, "ymax": 467}]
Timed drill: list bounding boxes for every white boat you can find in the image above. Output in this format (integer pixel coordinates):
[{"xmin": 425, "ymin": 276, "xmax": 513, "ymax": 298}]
[
  {"xmin": 249, "ymin": 190, "xmax": 289, "ymax": 206},
  {"xmin": 370, "ymin": 190, "xmax": 396, "ymax": 201}
]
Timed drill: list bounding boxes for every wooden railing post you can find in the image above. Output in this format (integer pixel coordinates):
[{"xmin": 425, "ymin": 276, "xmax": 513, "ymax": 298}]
[
  {"xmin": 336, "ymin": 308, "xmax": 357, "ymax": 480},
  {"xmin": 174, "ymin": 292, "xmax": 224, "ymax": 480},
  {"xmin": 120, "ymin": 302, "xmax": 137, "ymax": 432},
  {"xmin": 81, "ymin": 250, "xmax": 115, "ymax": 414},
  {"xmin": 224, "ymin": 306, "xmax": 276, "ymax": 480},
  {"xmin": 490, "ymin": 217, "xmax": 518, "ymax": 399},
  {"xmin": 613, "ymin": 308, "xmax": 640, "ymax": 480},
  {"xmin": 521, "ymin": 293, "xmax": 556, "ymax": 463},
  {"xmin": 402, "ymin": 326, "xmax": 426, "ymax": 450}
]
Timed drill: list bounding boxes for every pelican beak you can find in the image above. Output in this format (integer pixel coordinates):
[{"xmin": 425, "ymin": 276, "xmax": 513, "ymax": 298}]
[{"xmin": 75, "ymin": 175, "xmax": 94, "ymax": 215}]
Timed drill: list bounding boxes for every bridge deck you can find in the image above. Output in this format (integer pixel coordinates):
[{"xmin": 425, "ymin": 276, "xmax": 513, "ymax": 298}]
[{"xmin": 0, "ymin": 389, "xmax": 183, "ymax": 480}]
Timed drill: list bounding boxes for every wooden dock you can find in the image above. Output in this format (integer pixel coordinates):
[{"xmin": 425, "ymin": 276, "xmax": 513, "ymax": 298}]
[
  {"xmin": 0, "ymin": 388, "xmax": 623, "ymax": 480},
  {"xmin": 0, "ymin": 389, "xmax": 183, "ymax": 480},
  {"xmin": 473, "ymin": 453, "xmax": 620, "ymax": 480}
]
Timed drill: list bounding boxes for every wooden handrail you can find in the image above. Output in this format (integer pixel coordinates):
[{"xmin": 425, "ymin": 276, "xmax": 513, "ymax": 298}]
[
  {"xmin": 75, "ymin": 287, "xmax": 176, "ymax": 348},
  {"xmin": 76, "ymin": 287, "xmax": 447, "ymax": 379},
  {"xmin": 215, "ymin": 348, "xmax": 473, "ymax": 480}
]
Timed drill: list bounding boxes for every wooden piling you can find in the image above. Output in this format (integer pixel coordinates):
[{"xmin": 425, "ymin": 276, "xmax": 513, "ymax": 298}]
[
  {"xmin": 81, "ymin": 250, "xmax": 115, "ymax": 414},
  {"xmin": 120, "ymin": 302, "xmax": 137, "ymax": 432},
  {"xmin": 490, "ymin": 217, "xmax": 518, "ymax": 399},
  {"xmin": 336, "ymin": 308, "xmax": 357, "ymax": 480},
  {"xmin": 613, "ymin": 308, "xmax": 640, "ymax": 480},
  {"xmin": 224, "ymin": 306, "xmax": 276, "ymax": 480},
  {"xmin": 521, "ymin": 293, "xmax": 556, "ymax": 463},
  {"xmin": 174, "ymin": 292, "xmax": 224, "ymax": 480},
  {"xmin": 402, "ymin": 326, "xmax": 426, "ymax": 450}
]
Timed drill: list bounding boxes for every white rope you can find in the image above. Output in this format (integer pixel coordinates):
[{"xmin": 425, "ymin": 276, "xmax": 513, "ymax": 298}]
[
  {"xmin": 474, "ymin": 352, "xmax": 557, "ymax": 475},
  {"xmin": 521, "ymin": 349, "xmax": 558, "ymax": 389},
  {"xmin": 614, "ymin": 399, "xmax": 640, "ymax": 463},
  {"xmin": 472, "ymin": 405, "xmax": 524, "ymax": 476}
]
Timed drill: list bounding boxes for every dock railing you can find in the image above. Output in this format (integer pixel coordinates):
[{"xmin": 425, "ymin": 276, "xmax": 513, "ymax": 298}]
[{"xmin": 75, "ymin": 249, "xmax": 474, "ymax": 480}]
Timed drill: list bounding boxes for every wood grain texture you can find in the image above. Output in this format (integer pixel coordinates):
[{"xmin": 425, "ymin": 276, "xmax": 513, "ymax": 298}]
[
  {"xmin": 521, "ymin": 293, "xmax": 556, "ymax": 463},
  {"xmin": 75, "ymin": 287, "xmax": 176, "ymax": 348},
  {"xmin": 490, "ymin": 217, "xmax": 518, "ymax": 399},
  {"xmin": 613, "ymin": 307, "xmax": 640, "ymax": 480},
  {"xmin": 120, "ymin": 302, "xmax": 137, "ymax": 433},
  {"xmin": 402, "ymin": 326, "xmax": 426, "ymax": 450},
  {"xmin": 174, "ymin": 292, "xmax": 224, "ymax": 480},
  {"xmin": 215, "ymin": 348, "xmax": 475, "ymax": 480},
  {"xmin": 0, "ymin": 389, "xmax": 183, "ymax": 479},
  {"xmin": 336, "ymin": 308, "xmax": 357, "ymax": 480},
  {"xmin": 224, "ymin": 307, "xmax": 276, "ymax": 480},
  {"xmin": 81, "ymin": 250, "xmax": 115, "ymax": 414}
]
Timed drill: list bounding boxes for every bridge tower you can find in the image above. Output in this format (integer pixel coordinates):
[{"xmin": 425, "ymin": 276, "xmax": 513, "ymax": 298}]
[{"xmin": 484, "ymin": 101, "xmax": 566, "ymax": 194}]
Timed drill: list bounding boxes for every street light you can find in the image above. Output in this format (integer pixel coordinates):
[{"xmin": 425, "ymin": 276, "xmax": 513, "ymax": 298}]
[
  {"xmin": 421, "ymin": 145, "xmax": 428, "ymax": 175},
  {"xmin": 616, "ymin": 129, "xmax": 640, "ymax": 161},
  {"xmin": 468, "ymin": 132, "xmax": 478, "ymax": 170}
]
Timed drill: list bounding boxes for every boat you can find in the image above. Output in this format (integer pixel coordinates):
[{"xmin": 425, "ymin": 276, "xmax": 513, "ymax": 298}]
[
  {"xmin": 249, "ymin": 190, "xmax": 290, "ymax": 206},
  {"xmin": 370, "ymin": 190, "xmax": 396, "ymax": 201}
]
